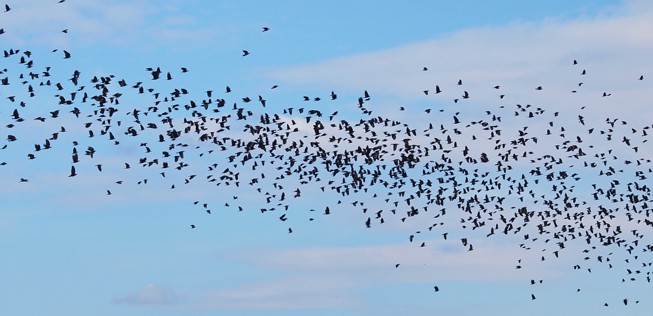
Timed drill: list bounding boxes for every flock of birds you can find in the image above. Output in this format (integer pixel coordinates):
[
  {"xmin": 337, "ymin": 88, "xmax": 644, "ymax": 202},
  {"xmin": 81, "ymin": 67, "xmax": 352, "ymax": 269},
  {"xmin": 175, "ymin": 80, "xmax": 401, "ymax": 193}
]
[{"xmin": 2, "ymin": 1, "xmax": 652, "ymax": 309}]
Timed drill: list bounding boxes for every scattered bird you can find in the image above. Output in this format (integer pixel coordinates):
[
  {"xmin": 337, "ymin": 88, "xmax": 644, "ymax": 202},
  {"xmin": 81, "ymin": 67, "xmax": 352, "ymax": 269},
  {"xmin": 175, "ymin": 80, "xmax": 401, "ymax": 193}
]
[{"xmin": 0, "ymin": 20, "xmax": 650, "ymax": 311}]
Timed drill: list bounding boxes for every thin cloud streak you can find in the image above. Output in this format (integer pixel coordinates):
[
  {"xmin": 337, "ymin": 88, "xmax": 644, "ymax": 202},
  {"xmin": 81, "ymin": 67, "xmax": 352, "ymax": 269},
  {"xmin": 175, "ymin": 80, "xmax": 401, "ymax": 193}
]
[
  {"xmin": 226, "ymin": 240, "xmax": 562, "ymax": 282},
  {"xmin": 114, "ymin": 283, "xmax": 185, "ymax": 306},
  {"xmin": 268, "ymin": 0, "xmax": 653, "ymax": 121},
  {"xmin": 192, "ymin": 275, "xmax": 360, "ymax": 310},
  {"xmin": 0, "ymin": 0, "xmax": 221, "ymax": 49},
  {"xmin": 114, "ymin": 240, "xmax": 563, "ymax": 311}
]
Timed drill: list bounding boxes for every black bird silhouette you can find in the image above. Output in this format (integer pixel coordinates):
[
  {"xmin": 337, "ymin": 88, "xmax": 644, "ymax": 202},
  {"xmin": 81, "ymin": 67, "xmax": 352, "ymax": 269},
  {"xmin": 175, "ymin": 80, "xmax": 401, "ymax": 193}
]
[{"xmin": 0, "ymin": 19, "xmax": 651, "ymax": 311}]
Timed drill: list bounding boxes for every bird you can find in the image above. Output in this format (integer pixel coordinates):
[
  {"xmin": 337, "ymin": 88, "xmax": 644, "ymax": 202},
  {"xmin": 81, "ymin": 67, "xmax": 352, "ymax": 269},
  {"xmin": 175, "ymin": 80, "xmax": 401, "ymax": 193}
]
[
  {"xmin": 262, "ymin": 27, "xmax": 270, "ymax": 32},
  {"xmin": 242, "ymin": 50, "xmax": 250, "ymax": 56},
  {"xmin": 69, "ymin": 166, "xmax": 77, "ymax": 177},
  {"xmin": 0, "ymin": 21, "xmax": 650, "ymax": 311}
]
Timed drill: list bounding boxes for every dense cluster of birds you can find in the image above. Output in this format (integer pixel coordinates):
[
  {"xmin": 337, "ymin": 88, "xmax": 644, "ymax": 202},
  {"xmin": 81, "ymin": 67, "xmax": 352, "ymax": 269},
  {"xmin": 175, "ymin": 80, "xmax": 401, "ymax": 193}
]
[{"xmin": 2, "ymin": 1, "xmax": 652, "ymax": 308}]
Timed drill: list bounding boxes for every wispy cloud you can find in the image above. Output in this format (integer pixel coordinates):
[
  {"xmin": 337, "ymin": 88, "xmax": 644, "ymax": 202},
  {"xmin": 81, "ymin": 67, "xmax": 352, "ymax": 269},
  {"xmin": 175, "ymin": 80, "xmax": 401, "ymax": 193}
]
[
  {"xmin": 113, "ymin": 283, "xmax": 184, "ymax": 305},
  {"xmin": 114, "ymin": 277, "xmax": 360, "ymax": 310},
  {"xmin": 268, "ymin": 0, "xmax": 653, "ymax": 122},
  {"xmin": 227, "ymin": 240, "xmax": 561, "ymax": 282},
  {"xmin": 0, "ymin": 0, "xmax": 221, "ymax": 49},
  {"xmin": 114, "ymin": 240, "xmax": 563, "ymax": 311},
  {"xmin": 191, "ymin": 275, "xmax": 360, "ymax": 310}
]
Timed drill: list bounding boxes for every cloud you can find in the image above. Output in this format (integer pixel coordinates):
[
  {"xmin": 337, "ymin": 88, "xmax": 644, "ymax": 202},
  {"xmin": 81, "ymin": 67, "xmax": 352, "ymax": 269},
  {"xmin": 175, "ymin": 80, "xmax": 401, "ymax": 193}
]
[
  {"xmin": 192, "ymin": 275, "xmax": 360, "ymax": 310},
  {"xmin": 0, "ymin": 0, "xmax": 220, "ymax": 49},
  {"xmin": 113, "ymin": 277, "xmax": 359, "ymax": 310},
  {"xmin": 111, "ymin": 239, "xmax": 563, "ymax": 312},
  {"xmin": 113, "ymin": 283, "xmax": 184, "ymax": 306},
  {"xmin": 227, "ymin": 240, "xmax": 561, "ymax": 283},
  {"xmin": 268, "ymin": 0, "xmax": 653, "ymax": 123}
]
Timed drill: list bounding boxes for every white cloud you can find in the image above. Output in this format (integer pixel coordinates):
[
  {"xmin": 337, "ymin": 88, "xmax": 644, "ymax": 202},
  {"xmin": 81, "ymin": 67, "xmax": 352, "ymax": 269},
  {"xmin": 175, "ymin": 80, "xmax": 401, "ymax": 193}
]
[
  {"xmin": 0, "ymin": 0, "xmax": 220, "ymax": 48},
  {"xmin": 227, "ymin": 240, "xmax": 561, "ymax": 283},
  {"xmin": 113, "ymin": 283, "xmax": 184, "ymax": 305},
  {"xmin": 192, "ymin": 275, "xmax": 360, "ymax": 310},
  {"xmin": 112, "ymin": 240, "xmax": 564, "ymax": 311},
  {"xmin": 268, "ymin": 0, "xmax": 653, "ymax": 124}
]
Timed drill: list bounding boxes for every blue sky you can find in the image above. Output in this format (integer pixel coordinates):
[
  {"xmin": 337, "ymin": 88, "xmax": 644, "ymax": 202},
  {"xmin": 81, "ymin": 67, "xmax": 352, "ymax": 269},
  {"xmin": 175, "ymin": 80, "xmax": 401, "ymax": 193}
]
[{"xmin": 1, "ymin": 1, "xmax": 653, "ymax": 315}]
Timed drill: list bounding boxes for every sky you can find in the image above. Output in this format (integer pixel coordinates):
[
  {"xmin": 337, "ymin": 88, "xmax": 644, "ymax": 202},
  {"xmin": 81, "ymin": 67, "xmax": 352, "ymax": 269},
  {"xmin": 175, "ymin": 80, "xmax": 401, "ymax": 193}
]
[{"xmin": 1, "ymin": 1, "xmax": 653, "ymax": 315}]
